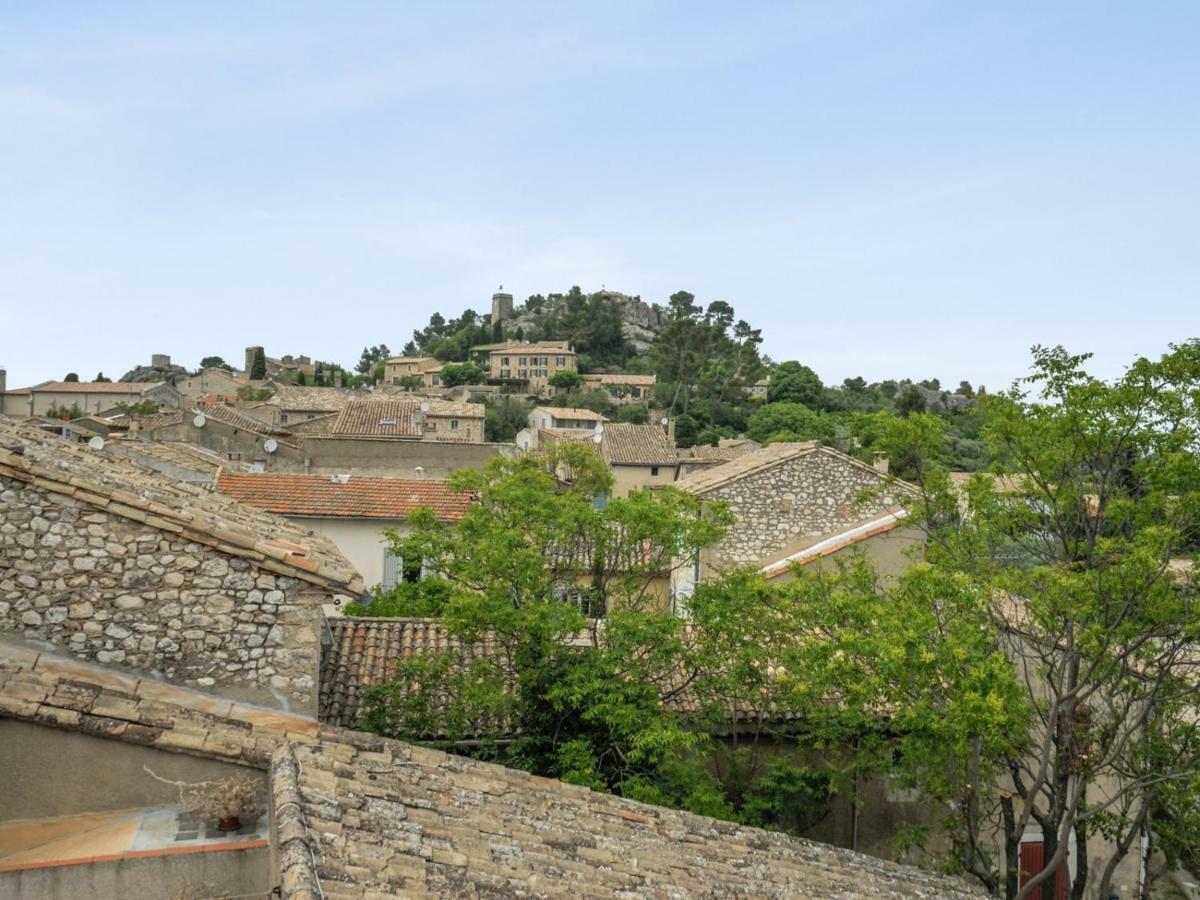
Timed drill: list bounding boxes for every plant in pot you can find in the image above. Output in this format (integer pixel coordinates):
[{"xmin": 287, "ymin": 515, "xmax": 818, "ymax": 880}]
[{"xmin": 185, "ymin": 771, "xmax": 265, "ymax": 832}]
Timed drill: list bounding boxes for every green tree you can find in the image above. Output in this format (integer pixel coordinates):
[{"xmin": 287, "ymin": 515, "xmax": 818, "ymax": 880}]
[
  {"xmin": 248, "ymin": 348, "xmax": 267, "ymax": 380},
  {"xmin": 745, "ymin": 402, "xmax": 834, "ymax": 444},
  {"xmin": 359, "ymin": 445, "xmax": 736, "ymax": 809},
  {"xmin": 874, "ymin": 343, "xmax": 1200, "ymax": 898},
  {"xmin": 93, "ymin": 372, "xmax": 111, "ymax": 383},
  {"xmin": 616, "ymin": 404, "xmax": 649, "ymax": 424},
  {"xmin": 396, "ymin": 374, "xmax": 424, "ymax": 391},
  {"xmin": 767, "ymin": 361, "xmax": 823, "ymax": 408},
  {"xmin": 548, "ymin": 370, "xmax": 583, "ymax": 392},
  {"xmin": 439, "ymin": 362, "xmax": 485, "ymax": 387},
  {"xmin": 894, "ymin": 385, "xmax": 927, "ymax": 417},
  {"xmin": 482, "ymin": 395, "xmax": 531, "ymax": 442},
  {"xmin": 199, "ymin": 356, "xmax": 233, "ymax": 372},
  {"xmin": 63, "ymin": 372, "xmax": 79, "ymax": 382},
  {"xmin": 356, "ymin": 344, "xmax": 392, "ymax": 375}
]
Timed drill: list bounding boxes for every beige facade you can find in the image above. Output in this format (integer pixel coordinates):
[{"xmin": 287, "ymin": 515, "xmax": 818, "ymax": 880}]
[
  {"xmin": 0, "ymin": 381, "xmax": 179, "ymax": 417},
  {"xmin": 581, "ymin": 373, "xmax": 656, "ymax": 404},
  {"xmin": 475, "ymin": 341, "xmax": 577, "ymax": 393},
  {"xmin": 173, "ymin": 366, "xmax": 247, "ymax": 401},
  {"xmin": 383, "ymin": 356, "xmax": 443, "ymax": 388},
  {"xmin": 290, "ymin": 517, "xmax": 410, "ymax": 589},
  {"xmin": 609, "ymin": 461, "xmax": 679, "ymax": 498}
]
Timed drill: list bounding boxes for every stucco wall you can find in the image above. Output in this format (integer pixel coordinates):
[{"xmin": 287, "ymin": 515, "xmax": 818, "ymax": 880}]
[
  {"xmin": 610, "ymin": 463, "xmax": 679, "ymax": 498},
  {"xmin": 0, "ymin": 476, "xmax": 325, "ymax": 712},
  {"xmin": 0, "ymin": 719, "xmax": 259, "ymax": 820},
  {"xmin": 289, "ymin": 518, "xmax": 410, "ymax": 589}
]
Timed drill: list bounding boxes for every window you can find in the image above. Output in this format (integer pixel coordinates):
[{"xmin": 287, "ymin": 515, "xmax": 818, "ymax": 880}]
[
  {"xmin": 501, "ymin": 356, "xmax": 510, "ymax": 367},
  {"xmin": 450, "ymin": 419, "xmax": 459, "ymax": 430},
  {"xmin": 651, "ymin": 466, "xmax": 659, "ymax": 476},
  {"xmin": 426, "ymin": 421, "xmax": 437, "ymax": 431},
  {"xmin": 556, "ymin": 356, "xmax": 565, "ymax": 367},
  {"xmin": 280, "ymin": 413, "xmax": 289, "ymax": 424},
  {"xmin": 431, "ymin": 374, "xmax": 440, "ymax": 385},
  {"xmin": 383, "ymin": 551, "xmax": 424, "ymax": 589}
]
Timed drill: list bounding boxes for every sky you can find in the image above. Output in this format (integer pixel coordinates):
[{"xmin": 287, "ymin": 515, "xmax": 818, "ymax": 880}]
[{"xmin": 1, "ymin": 2, "xmax": 1198, "ymax": 391}]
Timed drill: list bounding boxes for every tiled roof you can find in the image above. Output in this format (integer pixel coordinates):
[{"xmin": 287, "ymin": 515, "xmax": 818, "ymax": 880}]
[
  {"xmin": 320, "ymin": 618, "xmax": 498, "ymax": 729},
  {"xmin": 474, "ymin": 340, "xmax": 573, "ymax": 353},
  {"xmin": 581, "ymin": 372, "xmax": 656, "ymax": 386},
  {"xmin": 534, "ymin": 406, "xmax": 607, "ymax": 421},
  {"xmin": 0, "ymin": 419, "xmax": 362, "ymax": 594},
  {"xmin": 598, "ymin": 422, "xmax": 679, "ymax": 467},
  {"xmin": 423, "ymin": 399, "xmax": 481, "ymax": 418},
  {"xmin": 675, "ymin": 442, "xmax": 822, "ymax": 495},
  {"xmin": 268, "ymin": 384, "xmax": 360, "ymax": 412},
  {"xmin": 217, "ymin": 471, "xmax": 471, "ymax": 521},
  {"xmin": 106, "ymin": 439, "xmax": 245, "ymax": 477},
  {"xmin": 130, "ymin": 410, "xmax": 185, "ymax": 432},
  {"xmin": 277, "ymin": 722, "xmax": 982, "ymax": 898},
  {"xmin": 759, "ymin": 509, "xmax": 912, "ymax": 579},
  {"xmin": 0, "ymin": 640, "xmax": 979, "ymax": 898},
  {"xmin": 11, "ymin": 381, "xmax": 163, "ymax": 394},
  {"xmin": 332, "ymin": 399, "xmax": 423, "ymax": 437},
  {"xmin": 684, "ymin": 444, "xmax": 752, "ymax": 461},
  {"xmin": 197, "ymin": 402, "xmax": 287, "ymax": 436}
]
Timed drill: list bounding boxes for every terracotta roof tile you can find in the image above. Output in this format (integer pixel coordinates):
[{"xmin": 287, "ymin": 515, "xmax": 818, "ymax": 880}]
[{"xmin": 217, "ymin": 471, "xmax": 471, "ymax": 521}]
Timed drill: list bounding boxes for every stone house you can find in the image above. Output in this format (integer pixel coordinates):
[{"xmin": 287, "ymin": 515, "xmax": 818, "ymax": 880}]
[
  {"xmin": 596, "ymin": 422, "xmax": 680, "ymax": 497},
  {"xmin": 0, "ymin": 418, "xmax": 362, "ymax": 714},
  {"xmin": 216, "ymin": 470, "xmax": 471, "ymax": 588},
  {"xmin": 382, "ymin": 355, "xmax": 444, "ymax": 388},
  {"xmin": 172, "ymin": 366, "xmax": 250, "ymax": 403},
  {"xmin": 331, "ymin": 398, "xmax": 485, "ymax": 444},
  {"xmin": 249, "ymin": 383, "xmax": 360, "ymax": 427},
  {"xmin": 473, "ymin": 340, "xmax": 577, "ymax": 393},
  {"xmin": 671, "ymin": 442, "xmax": 918, "ymax": 599}
]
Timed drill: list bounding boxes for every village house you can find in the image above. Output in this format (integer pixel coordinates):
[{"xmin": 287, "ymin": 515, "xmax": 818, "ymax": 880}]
[
  {"xmin": 746, "ymin": 376, "xmax": 771, "ymax": 400},
  {"xmin": 596, "ymin": 422, "xmax": 680, "ymax": 497},
  {"xmin": 331, "ymin": 398, "xmax": 485, "ymax": 444},
  {"xmin": 248, "ymin": 383, "xmax": 360, "ymax": 427},
  {"xmin": 0, "ymin": 417, "xmax": 362, "ymax": 713},
  {"xmin": 528, "ymin": 405, "xmax": 606, "ymax": 432},
  {"xmin": 472, "ymin": 340, "xmax": 577, "ymax": 393},
  {"xmin": 670, "ymin": 442, "xmax": 921, "ymax": 601},
  {"xmin": 382, "ymin": 355, "xmax": 444, "ymax": 388},
  {"xmin": 580, "ymin": 371, "xmax": 656, "ymax": 404},
  {"xmin": 216, "ymin": 470, "xmax": 471, "ymax": 588},
  {"xmin": 172, "ymin": 366, "xmax": 250, "ymax": 403},
  {"xmin": 0, "ymin": 370, "xmax": 180, "ymax": 417}
]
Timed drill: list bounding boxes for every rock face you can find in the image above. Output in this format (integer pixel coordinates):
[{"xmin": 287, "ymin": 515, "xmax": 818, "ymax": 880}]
[
  {"xmin": 508, "ymin": 289, "xmax": 664, "ymax": 353},
  {"xmin": 120, "ymin": 363, "xmax": 188, "ymax": 383},
  {"xmin": 0, "ymin": 479, "xmax": 323, "ymax": 710}
]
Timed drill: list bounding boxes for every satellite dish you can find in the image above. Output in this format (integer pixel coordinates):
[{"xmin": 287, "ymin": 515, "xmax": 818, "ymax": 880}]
[
  {"xmin": 88, "ymin": 436, "xmax": 105, "ymax": 451},
  {"xmin": 193, "ymin": 413, "xmax": 207, "ymax": 428},
  {"xmin": 419, "ymin": 401, "xmax": 430, "ymax": 413},
  {"xmin": 660, "ymin": 417, "xmax": 669, "ymax": 426},
  {"xmin": 264, "ymin": 438, "xmax": 278, "ymax": 453},
  {"xmin": 595, "ymin": 423, "xmax": 604, "ymax": 434},
  {"xmin": 592, "ymin": 433, "xmax": 603, "ymax": 444}
]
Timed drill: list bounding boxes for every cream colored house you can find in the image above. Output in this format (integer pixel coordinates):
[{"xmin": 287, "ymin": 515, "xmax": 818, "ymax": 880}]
[
  {"xmin": 596, "ymin": 422, "xmax": 680, "ymax": 497},
  {"xmin": 216, "ymin": 470, "xmax": 471, "ymax": 588},
  {"xmin": 473, "ymin": 341, "xmax": 577, "ymax": 393},
  {"xmin": 383, "ymin": 356, "xmax": 444, "ymax": 388},
  {"xmin": 331, "ymin": 398, "xmax": 485, "ymax": 444}
]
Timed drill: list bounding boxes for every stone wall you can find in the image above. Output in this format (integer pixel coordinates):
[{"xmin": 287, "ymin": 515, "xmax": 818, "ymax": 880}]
[
  {"xmin": 702, "ymin": 451, "xmax": 906, "ymax": 570},
  {"xmin": 0, "ymin": 477, "xmax": 325, "ymax": 712}
]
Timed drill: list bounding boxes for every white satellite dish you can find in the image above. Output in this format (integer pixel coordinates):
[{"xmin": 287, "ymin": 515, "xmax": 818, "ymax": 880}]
[
  {"xmin": 193, "ymin": 413, "xmax": 207, "ymax": 428},
  {"xmin": 88, "ymin": 436, "xmax": 105, "ymax": 451},
  {"xmin": 660, "ymin": 417, "xmax": 669, "ymax": 426},
  {"xmin": 592, "ymin": 432, "xmax": 603, "ymax": 444},
  {"xmin": 264, "ymin": 438, "xmax": 278, "ymax": 453},
  {"xmin": 595, "ymin": 423, "xmax": 604, "ymax": 434},
  {"xmin": 419, "ymin": 401, "xmax": 430, "ymax": 413}
]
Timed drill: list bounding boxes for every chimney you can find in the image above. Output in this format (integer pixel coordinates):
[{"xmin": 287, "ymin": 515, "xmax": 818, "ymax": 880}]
[
  {"xmin": 873, "ymin": 452, "xmax": 889, "ymax": 475},
  {"xmin": 0, "ymin": 367, "xmax": 6, "ymax": 395},
  {"xmin": 333, "ymin": 369, "xmax": 343, "ymax": 388},
  {"xmin": 666, "ymin": 417, "xmax": 676, "ymax": 445}
]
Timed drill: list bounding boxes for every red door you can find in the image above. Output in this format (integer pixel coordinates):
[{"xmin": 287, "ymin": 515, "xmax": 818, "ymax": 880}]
[{"xmin": 1019, "ymin": 841, "xmax": 1069, "ymax": 900}]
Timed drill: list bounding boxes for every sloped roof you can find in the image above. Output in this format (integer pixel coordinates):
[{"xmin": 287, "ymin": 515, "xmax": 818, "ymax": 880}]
[
  {"xmin": 675, "ymin": 442, "xmax": 822, "ymax": 495},
  {"xmin": 534, "ymin": 406, "xmax": 607, "ymax": 421},
  {"xmin": 424, "ymin": 400, "xmax": 481, "ymax": 418},
  {"xmin": 130, "ymin": 410, "xmax": 185, "ymax": 432},
  {"xmin": 759, "ymin": 509, "xmax": 912, "ymax": 579},
  {"xmin": 581, "ymin": 372, "xmax": 656, "ymax": 386},
  {"xmin": 599, "ymin": 422, "xmax": 678, "ymax": 467},
  {"xmin": 217, "ymin": 471, "xmax": 471, "ymax": 521},
  {"xmin": 107, "ymin": 439, "xmax": 246, "ymax": 477},
  {"xmin": 281, "ymin": 712, "xmax": 981, "ymax": 897},
  {"xmin": 0, "ymin": 640, "xmax": 979, "ymax": 898},
  {"xmin": 268, "ymin": 384, "xmax": 359, "ymax": 412},
  {"xmin": 197, "ymin": 402, "xmax": 288, "ymax": 436},
  {"xmin": 0, "ymin": 419, "xmax": 362, "ymax": 594},
  {"xmin": 9, "ymin": 381, "xmax": 162, "ymax": 394},
  {"xmin": 332, "ymin": 399, "xmax": 423, "ymax": 437},
  {"xmin": 473, "ymin": 340, "xmax": 573, "ymax": 353}
]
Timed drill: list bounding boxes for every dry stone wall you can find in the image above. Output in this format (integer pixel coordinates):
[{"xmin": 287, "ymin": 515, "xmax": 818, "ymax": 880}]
[
  {"xmin": 704, "ymin": 451, "xmax": 905, "ymax": 568},
  {"xmin": 0, "ymin": 476, "xmax": 324, "ymax": 712}
]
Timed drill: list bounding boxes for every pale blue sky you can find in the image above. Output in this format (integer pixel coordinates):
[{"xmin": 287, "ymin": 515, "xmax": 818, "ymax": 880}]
[{"xmin": 2, "ymin": 2, "xmax": 1197, "ymax": 390}]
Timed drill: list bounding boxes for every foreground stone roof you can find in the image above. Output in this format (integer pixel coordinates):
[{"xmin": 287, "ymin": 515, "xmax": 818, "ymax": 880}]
[
  {"xmin": 0, "ymin": 642, "xmax": 980, "ymax": 899},
  {"xmin": 0, "ymin": 418, "xmax": 362, "ymax": 593}
]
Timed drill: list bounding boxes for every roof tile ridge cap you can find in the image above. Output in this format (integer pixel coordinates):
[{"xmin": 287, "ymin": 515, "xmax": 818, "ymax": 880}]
[{"xmin": 269, "ymin": 742, "xmax": 322, "ymax": 894}]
